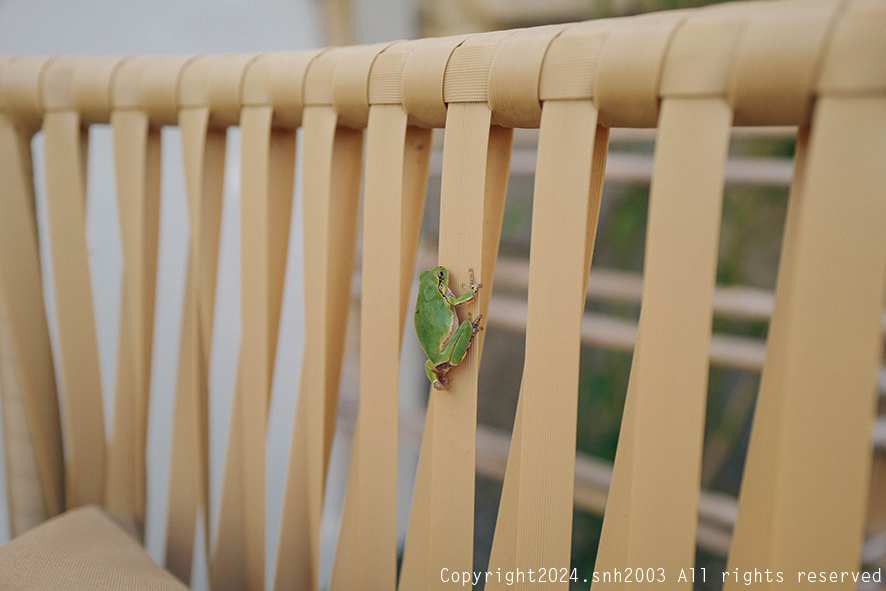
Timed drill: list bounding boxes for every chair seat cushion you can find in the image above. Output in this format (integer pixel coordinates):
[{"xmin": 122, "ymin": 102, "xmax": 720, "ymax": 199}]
[{"xmin": 0, "ymin": 505, "xmax": 186, "ymax": 590}]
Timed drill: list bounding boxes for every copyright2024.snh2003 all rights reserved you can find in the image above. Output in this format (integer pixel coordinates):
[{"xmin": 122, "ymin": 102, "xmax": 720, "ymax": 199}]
[
  {"xmin": 440, "ymin": 567, "xmax": 701, "ymax": 586},
  {"xmin": 440, "ymin": 567, "xmax": 883, "ymax": 586}
]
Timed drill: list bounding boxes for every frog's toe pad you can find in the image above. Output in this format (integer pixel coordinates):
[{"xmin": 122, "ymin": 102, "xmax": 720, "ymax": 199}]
[{"xmin": 432, "ymin": 365, "xmax": 452, "ymax": 390}]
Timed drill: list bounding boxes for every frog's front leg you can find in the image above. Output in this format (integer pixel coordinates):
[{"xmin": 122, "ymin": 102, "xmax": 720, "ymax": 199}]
[{"xmin": 446, "ymin": 268, "xmax": 482, "ymax": 307}]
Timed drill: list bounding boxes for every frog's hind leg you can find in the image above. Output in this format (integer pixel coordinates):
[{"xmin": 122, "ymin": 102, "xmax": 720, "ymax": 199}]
[
  {"xmin": 430, "ymin": 315, "xmax": 484, "ymax": 390},
  {"xmin": 426, "ymin": 359, "xmax": 452, "ymax": 390},
  {"xmin": 445, "ymin": 315, "xmax": 483, "ymax": 368}
]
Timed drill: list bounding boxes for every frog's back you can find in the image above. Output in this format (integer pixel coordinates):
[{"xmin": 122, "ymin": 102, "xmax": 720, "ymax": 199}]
[{"xmin": 415, "ymin": 269, "xmax": 455, "ymax": 358}]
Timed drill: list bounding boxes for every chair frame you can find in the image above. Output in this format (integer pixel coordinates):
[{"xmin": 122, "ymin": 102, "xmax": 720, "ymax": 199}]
[{"xmin": 1, "ymin": 0, "xmax": 885, "ymax": 589}]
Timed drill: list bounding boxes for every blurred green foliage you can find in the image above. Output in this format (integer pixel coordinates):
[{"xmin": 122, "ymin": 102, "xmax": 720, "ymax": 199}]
[{"xmin": 591, "ymin": 0, "xmax": 740, "ymax": 19}]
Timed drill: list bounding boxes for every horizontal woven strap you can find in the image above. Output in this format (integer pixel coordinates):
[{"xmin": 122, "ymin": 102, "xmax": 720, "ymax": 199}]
[
  {"xmin": 729, "ymin": 0, "xmax": 842, "ymax": 126},
  {"xmin": 0, "ymin": 57, "xmax": 53, "ymax": 130},
  {"xmin": 134, "ymin": 56, "xmax": 196, "ymax": 125},
  {"xmin": 817, "ymin": 0, "xmax": 886, "ymax": 94},
  {"xmin": 331, "ymin": 42, "xmax": 393, "ymax": 127},
  {"xmin": 595, "ymin": 10, "xmax": 687, "ymax": 127},
  {"xmin": 487, "ymin": 24, "xmax": 567, "ymax": 128},
  {"xmin": 442, "ymin": 30, "xmax": 514, "ymax": 104},
  {"xmin": 367, "ymin": 39, "xmax": 427, "ymax": 105},
  {"xmin": 0, "ymin": 506, "xmax": 187, "ymax": 590},
  {"xmin": 401, "ymin": 34, "xmax": 468, "ymax": 127},
  {"xmin": 2, "ymin": 0, "xmax": 882, "ymax": 130},
  {"xmin": 42, "ymin": 56, "xmax": 123, "ymax": 122},
  {"xmin": 241, "ymin": 50, "xmax": 324, "ymax": 128}
]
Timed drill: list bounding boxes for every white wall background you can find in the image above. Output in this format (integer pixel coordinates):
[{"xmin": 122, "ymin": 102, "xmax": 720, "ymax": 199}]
[{"xmin": 0, "ymin": 1, "xmax": 424, "ymax": 589}]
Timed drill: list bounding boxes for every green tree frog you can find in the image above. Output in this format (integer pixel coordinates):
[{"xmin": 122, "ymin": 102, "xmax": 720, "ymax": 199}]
[{"xmin": 414, "ymin": 266, "xmax": 483, "ymax": 390}]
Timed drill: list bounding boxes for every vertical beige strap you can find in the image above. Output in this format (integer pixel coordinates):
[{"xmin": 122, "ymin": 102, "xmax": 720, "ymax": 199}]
[
  {"xmin": 105, "ymin": 107, "xmax": 161, "ymax": 535},
  {"xmin": 168, "ymin": 52, "xmax": 255, "ymax": 585},
  {"xmin": 208, "ymin": 50, "xmax": 316, "ymax": 591},
  {"xmin": 400, "ymin": 31, "xmax": 514, "ymax": 586},
  {"xmin": 41, "ymin": 107, "xmax": 106, "ymax": 509},
  {"xmin": 210, "ymin": 105, "xmax": 296, "ymax": 591},
  {"xmin": 37, "ymin": 54, "xmax": 123, "ymax": 514},
  {"xmin": 106, "ymin": 54, "xmax": 189, "ymax": 539},
  {"xmin": 727, "ymin": 0, "xmax": 886, "ymax": 576},
  {"xmin": 274, "ymin": 401, "xmax": 312, "ymax": 591},
  {"xmin": 0, "ymin": 312, "xmax": 47, "ymax": 536},
  {"xmin": 477, "ymin": 124, "xmax": 513, "ymax": 326},
  {"xmin": 434, "ymin": 106, "xmax": 512, "ymax": 588},
  {"xmin": 722, "ymin": 124, "xmax": 808, "ymax": 583},
  {"xmin": 274, "ymin": 44, "xmax": 387, "ymax": 590},
  {"xmin": 403, "ymin": 100, "xmax": 495, "ymax": 591},
  {"xmin": 165, "ymin": 105, "xmax": 226, "ymax": 584},
  {"xmin": 330, "ymin": 40, "xmax": 431, "ymax": 590},
  {"xmin": 594, "ymin": 97, "xmax": 731, "ymax": 587},
  {"xmin": 486, "ymin": 103, "xmax": 607, "ymax": 590},
  {"xmin": 330, "ymin": 101, "xmax": 431, "ymax": 588},
  {"xmin": 398, "ymin": 391, "xmax": 433, "ymax": 590},
  {"xmin": 274, "ymin": 104, "xmax": 363, "ymax": 591},
  {"xmin": 0, "ymin": 105, "xmax": 65, "ymax": 535},
  {"xmin": 726, "ymin": 97, "xmax": 886, "ymax": 579},
  {"xmin": 483, "ymin": 24, "xmax": 610, "ymax": 588}
]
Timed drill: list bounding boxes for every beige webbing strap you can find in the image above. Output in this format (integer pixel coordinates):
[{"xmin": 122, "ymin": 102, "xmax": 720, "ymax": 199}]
[
  {"xmin": 0, "ymin": 312, "xmax": 50, "ymax": 536},
  {"xmin": 721, "ymin": 110, "xmax": 810, "ymax": 581},
  {"xmin": 165, "ymin": 100, "xmax": 226, "ymax": 584},
  {"xmin": 41, "ymin": 58, "xmax": 124, "ymax": 510},
  {"xmin": 487, "ymin": 102, "xmax": 606, "ymax": 591},
  {"xmin": 726, "ymin": 0, "xmax": 886, "ymax": 572},
  {"xmin": 211, "ymin": 51, "xmax": 318, "ymax": 591},
  {"xmin": 0, "ymin": 58, "xmax": 65, "ymax": 534},
  {"xmin": 0, "ymin": 60, "xmax": 66, "ymax": 533},
  {"xmin": 726, "ymin": 95, "xmax": 886, "ymax": 579},
  {"xmin": 274, "ymin": 44, "xmax": 381, "ymax": 590},
  {"xmin": 168, "ymin": 54, "xmax": 257, "ymax": 584},
  {"xmin": 104, "ymin": 58, "xmax": 163, "ymax": 536},
  {"xmin": 591, "ymin": 8, "xmax": 742, "ymax": 582},
  {"xmin": 104, "ymin": 54, "xmax": 190, "ymax": 539},
  {"xmin": 274, "ymin": 107, "xmax": 363, "ymax": 591},
  {"xmin": 594, "ymin": 98, "xmax": 730, "ymax": 587},
  {"xmin": 330, "ymin": 39, "xmax": 432, "ymax": 591},
  {"xmin": 106, "ymin": 109, "xmax": 158, "ymax": 531},
  {"xmin": 330, "ymin": 104, "xmax": 409, "ymax": 591},
  {"xmin": 211, "ymin": 98, "xmax": 296, "ymax": 591},
  {"xmin": 399, "ymin": 31, "xmax": 514, "ymax": 590},
  {"xmin": 274, "ymin": 404, "xmax": 312, "ymax": 590},
  {"xmin": 482, "ymin": 24, "xmax": 609, "ymax": 588},
  {"xmin": 401, "ymin": 101, "xmax": 500, "ymax": 591},
  {"xmin": 722, "ymin": 0, "xmax": 886, "ymax": 579},
  {"xmin": 487, "ymin": 100, "xmax": 608, "ymax": 589},
  {"xmin": 722, "ymin": 125, "xmax": 809, "ymax": 584}
]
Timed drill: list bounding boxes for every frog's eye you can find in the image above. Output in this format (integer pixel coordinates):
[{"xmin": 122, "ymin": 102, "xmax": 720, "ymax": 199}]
[{"xmin": 437, "ymin": 270, "xmax": 445, "ymax": 281}]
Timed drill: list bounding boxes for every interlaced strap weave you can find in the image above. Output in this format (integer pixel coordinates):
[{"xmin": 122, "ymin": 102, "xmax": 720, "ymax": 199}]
[{"xmin": 0, "ymin": 0, "xmax": 884, "ymax": 588}]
